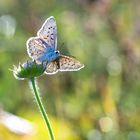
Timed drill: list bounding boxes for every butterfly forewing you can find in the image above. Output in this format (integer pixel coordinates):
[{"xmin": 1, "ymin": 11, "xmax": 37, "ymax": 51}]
[
  {"xmin": 37, "ymin": 16, "xmax": 57, "ymax": 50},
  {"xmin": 59, "ymin": 55, "xmax": 84, "ymax": 71},
  {"xmin": 45, "ymin": 55, "xmax": 84, "ymax": 75}
]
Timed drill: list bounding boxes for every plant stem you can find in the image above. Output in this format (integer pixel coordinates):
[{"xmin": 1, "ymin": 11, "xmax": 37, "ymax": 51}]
[{"xmin": 30, "ymin": 77, "xmax": 55, "ymax": 140}]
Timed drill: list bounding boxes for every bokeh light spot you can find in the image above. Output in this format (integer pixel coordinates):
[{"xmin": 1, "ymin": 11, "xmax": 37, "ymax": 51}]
[
  {"xmin": 99, "ymin": 116, "xmax": 113, "ymax": 132},
  {"xmin": 107, "ymin": 56, "xmax": 122, "ymax": 76},
  {"xmin": 0, "ymin": 15, "xmax": 16, "ymax": 38}
]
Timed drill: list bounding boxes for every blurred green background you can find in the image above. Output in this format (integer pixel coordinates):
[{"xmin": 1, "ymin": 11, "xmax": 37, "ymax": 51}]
[{"xmin": 0, "ymin": 0, "xmax": 140, "ymax": 140}]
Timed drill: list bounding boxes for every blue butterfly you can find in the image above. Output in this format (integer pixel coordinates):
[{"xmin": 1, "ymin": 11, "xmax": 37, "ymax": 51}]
[{"xmin": 26, "ymin": 16, "xmax": 84, "ymax": 74}]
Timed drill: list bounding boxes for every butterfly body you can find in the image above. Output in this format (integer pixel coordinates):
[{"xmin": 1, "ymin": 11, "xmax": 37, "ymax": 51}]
[
  {"xmin": 26, "ymin": 16, "xmax": 84, "ymax": 74},
  {"xmin": 37, "ymin": 47, "xmax": 60, "ymax": 62},
  {"xmin": 38, "ymin": 50, "xmax": 60, "ymax": 62}
]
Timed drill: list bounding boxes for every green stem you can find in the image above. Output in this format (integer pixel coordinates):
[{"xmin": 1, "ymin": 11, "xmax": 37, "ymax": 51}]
[{"xmin": 30, "ymin": 77, "xmax": 55, "ymax": 140}]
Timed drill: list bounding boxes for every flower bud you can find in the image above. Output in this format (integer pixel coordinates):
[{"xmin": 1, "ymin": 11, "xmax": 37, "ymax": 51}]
[{"xmin": 13, "ymin": 60, "xmax": 46, "ymax": 80}]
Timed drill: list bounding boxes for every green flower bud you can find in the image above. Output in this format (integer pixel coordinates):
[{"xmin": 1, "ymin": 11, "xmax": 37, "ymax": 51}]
[{"xmin": 13, "ymin": 60, "xmax": 46, "ymax": 80}]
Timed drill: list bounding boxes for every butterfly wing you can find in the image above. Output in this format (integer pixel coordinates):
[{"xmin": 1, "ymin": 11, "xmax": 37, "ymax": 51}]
[
  {"xmin": 45, "ymin": 55, "xmax": 84, "ymax": 75},
  {"xmin": 45, "ymin": 61, "xmax": 58, "ymax": 75},
  {"xmin": 37, "ymin": 16, "xmax": 57, "ymax": 50},
  {"xmin": 58, "ymin": 55, "xmax": 84, "ymax": 71},
  {"xmin": 26, "ymin": 37, "xmax": 52, "ymax": 61},
  {"xmin": 26, "ymin": 17, "xmax": 57, "ymax": 63}
]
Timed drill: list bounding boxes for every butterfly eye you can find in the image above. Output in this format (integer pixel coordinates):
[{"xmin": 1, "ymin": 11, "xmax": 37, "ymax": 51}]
[{"xmin": 55, "ymin": 51, "xmax": 59, "ymax": 54}]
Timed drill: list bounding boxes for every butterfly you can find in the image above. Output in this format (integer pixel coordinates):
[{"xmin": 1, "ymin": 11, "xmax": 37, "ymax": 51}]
[{"xmin": 26, "ymin": 16, "xmax": 84, "ymax": 74}]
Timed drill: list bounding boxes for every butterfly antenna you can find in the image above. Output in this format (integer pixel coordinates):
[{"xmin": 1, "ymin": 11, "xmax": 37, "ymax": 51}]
[{"xmin": 60, "ymin": 42, "xmax": 65, "ymax": 49}]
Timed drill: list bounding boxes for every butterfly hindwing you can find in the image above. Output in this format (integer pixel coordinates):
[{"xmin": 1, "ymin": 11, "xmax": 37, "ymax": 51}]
[
  {"xmin": 45, "ymin": 61, "xmax": 58, "ymax": 75},
  {"xmin": 37, "ymin": 16, "xmax": 57, "ymax": 50},
  {"xmin": 26, "ymin": 37, "xmax": 47, "ymax": 60}
]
